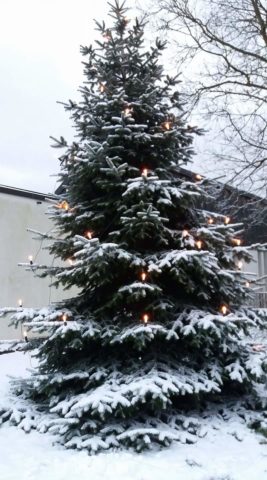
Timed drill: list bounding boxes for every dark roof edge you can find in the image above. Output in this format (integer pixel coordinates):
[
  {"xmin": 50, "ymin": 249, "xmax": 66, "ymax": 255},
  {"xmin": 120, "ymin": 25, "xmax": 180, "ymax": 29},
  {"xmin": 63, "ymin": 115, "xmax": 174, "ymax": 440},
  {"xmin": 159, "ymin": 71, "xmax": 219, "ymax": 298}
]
[
  {"xmin": 0, "ymin": 184, "xmax": 56, "ymax": 201},
  {"xmin": 176, "ymin": 166, "xmax": 267, "ymax": 203}
]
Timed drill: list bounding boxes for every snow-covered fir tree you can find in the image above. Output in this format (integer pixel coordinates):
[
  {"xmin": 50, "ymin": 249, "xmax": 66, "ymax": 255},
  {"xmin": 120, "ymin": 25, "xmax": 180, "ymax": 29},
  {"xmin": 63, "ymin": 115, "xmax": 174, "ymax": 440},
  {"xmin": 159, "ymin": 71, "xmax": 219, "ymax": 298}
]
[{"xmin": 1, "ymin": 0, "xmax": 267, "ymax": 453}]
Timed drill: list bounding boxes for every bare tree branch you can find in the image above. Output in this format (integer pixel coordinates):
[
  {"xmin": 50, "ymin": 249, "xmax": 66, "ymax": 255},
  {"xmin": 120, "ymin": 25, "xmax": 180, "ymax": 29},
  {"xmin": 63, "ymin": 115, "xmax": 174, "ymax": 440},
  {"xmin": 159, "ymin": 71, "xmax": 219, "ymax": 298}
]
[{"xmin": 146, "ymin": 0, "xmax": 267, "ymax": 193}]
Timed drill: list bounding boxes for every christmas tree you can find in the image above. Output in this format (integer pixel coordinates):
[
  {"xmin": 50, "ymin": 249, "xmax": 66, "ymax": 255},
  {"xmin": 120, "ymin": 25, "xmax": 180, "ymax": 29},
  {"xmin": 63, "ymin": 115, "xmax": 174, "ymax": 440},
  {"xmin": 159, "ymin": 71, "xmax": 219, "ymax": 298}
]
[{"xmin": 1, "ymin": 0, "xmax": 267, "ymax": 453}]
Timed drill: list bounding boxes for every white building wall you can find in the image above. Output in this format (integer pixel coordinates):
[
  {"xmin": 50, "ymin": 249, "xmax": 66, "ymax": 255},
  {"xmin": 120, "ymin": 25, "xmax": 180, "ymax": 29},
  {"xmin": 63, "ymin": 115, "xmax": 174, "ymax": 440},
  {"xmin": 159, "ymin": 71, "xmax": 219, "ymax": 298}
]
[
  {"xmin": 247, "ymin": 249, "xmax": 267, "ymax": 307},
  {"xmin": 243, "ymin": 249, "xmax": 259, "ymax": 277},
  {"xmin": 243, "ymin": 250, "xmax": 267, "ymax": 286},
  {"xmin": 0, "ymin": 190, "xmax": 73, "ymax": 340},
  {"xmin": 256, "ymin": 250, "xmax": 267, "ymax": 290}
]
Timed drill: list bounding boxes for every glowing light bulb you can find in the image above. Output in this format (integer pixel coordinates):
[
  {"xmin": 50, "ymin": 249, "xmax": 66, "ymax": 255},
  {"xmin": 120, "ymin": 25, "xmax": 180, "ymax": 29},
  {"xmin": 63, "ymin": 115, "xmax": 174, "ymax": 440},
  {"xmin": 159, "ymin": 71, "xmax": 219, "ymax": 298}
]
[
  {"xmin": 208, "ymin": 218, "xmax": 214, "ymax": 224},
  {"xmin": 245, "ymin": 281, "xmax": 250, "ymax": 288},
  {"xmin": 196, "ymin": 240, "xmax": 202, "ymax": 249},
  {"xmin": 233, "ymin": 238, "xmax": 241, "ymax": 246},
  {"xmin": 163, "ymin": 121, "xmax": 171, "ymax": 130},
  {"xmin": 141, "ymin": 272, "xmax": 147, "ymax": 282},
  {"xmin": 23, "ymin": 330, "xmax": 28, "ymax": 342},
  {"xmin": 18, "ymin": 299, "xmax": 23, "ymax": 308},
  {"xmin": 237, "ymin": 260, "xmax": 243, "ymax": 270},
  {"xmin": 124, "ymin": 107, "xmax": 132, "ymax": 116},
  {"xmin": 220, "ymin": 305, "xmax": 228, "ymax": 316},
  {"xmin": 28, "ymin": 255, "xmax": 33, "ymax": 264},
  {"xmin": 100, "ymin": 83, "xmax": 105, "ymax": 93},
  {"xmin": 142, "ymin": 168, "xmax": 148, "ymax": 177},
  {"xmin": 182, "ymin": 229, "xmax": 189, "ymax": 238},
  {"xmin": 142, "ymin": 313, "xmax": 149, "ymax": 325},
  {"xmin": 57, "ymin": 200, "xmax": 69, "ymax": 211},
  {"xmin": 195, "ymin": 174, "xmax": 203, "ymax": 181},
  {"xmin": 224, "ymin": 216, "xmax": 230, "ymax": 225},
  {"xmin": 67, "ymin": 258, "xmax": 73, "ymax": 266},
  {"xmin": 62, "ymin": 313, "xmax": 68, "ymax": 325},
  {"xmin": 85, "ymin": 231, "xmax": 93, "ymax": 239}
]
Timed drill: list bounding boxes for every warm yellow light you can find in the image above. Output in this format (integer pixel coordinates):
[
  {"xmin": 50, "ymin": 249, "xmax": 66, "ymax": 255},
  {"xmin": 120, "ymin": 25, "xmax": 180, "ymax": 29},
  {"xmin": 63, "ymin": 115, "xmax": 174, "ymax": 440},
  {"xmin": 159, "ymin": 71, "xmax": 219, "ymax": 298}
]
[
  {"xmin": 142, "ymin": 168, "xmax": 149, "ymax": 177},
  {"xmin": 85, "ymin": 231, "xmax": 93, "ymax": 239},
  {"xmin": 141, "ymin": 272, "xmax": 147, "ymax": 282},
  {"xmin": 100, "ymin": 83, "xmax": 105, "ymax": 93},
  {"xmin": 245, "ymin": 281, "xmax": 250, "ymax": 288},
  {"xmin": 57, "ymin": 200, "xmax": 69, "ymax": 211},
  {"xmin": 67, "ymin": 258, "xmax": 73, "ymax": 266},
  {"xmin": 232, "ymin": 238, "xmax": 241, "ymax": 246},
  {"xmin": 142, "ymin": 313, "xmax": 149, "ymax": 324},
  {"xmin": 124, "ymin": 107, "xmax": 132, "ymax": 116},
  {"xmin": 18, "ymin": 299, "xmax": 23, "ymax": 308},
  {"xmin": 163, "ymin": 121, "xmax": 171, "ymax": 130},
  {"xmin": 28, "ymin": 255, "xmax": 33, "ymax": 264},
  {"xmin": 208, "ymin": 218, "xmax": 214, "ymax": 224},
  {"xmin": 195, "ymin": 174, "xmax": 203, "ymax": 181},
  {"xmin": 237, "ymin": 260, "xmax": 243, "ymax": 270},
  {"xmin": 182, "ymin": 229, "xmax": 189, "ymax": 238},
  {"xmin": 62, "ymin": 313, "xmax": 68, "ymax": 324},
  {"xmin": 220, "ymin": 305, "xmax": 228, "ymax": 316},
  {"xmin": 196, "ymin": 240, "xmax": 202, "ymax": 249},
  {"xmin": 224, "ymin": 216, "xmax": 231, "ymax": 225}
]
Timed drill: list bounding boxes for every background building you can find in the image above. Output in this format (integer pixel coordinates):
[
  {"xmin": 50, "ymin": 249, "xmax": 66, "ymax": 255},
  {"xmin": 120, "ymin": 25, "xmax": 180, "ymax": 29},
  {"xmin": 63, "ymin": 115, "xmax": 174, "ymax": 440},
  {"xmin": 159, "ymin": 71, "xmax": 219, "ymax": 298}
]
[{"xmin": 0, "ymin": 185, "xmax": 72, "ymax": 340}]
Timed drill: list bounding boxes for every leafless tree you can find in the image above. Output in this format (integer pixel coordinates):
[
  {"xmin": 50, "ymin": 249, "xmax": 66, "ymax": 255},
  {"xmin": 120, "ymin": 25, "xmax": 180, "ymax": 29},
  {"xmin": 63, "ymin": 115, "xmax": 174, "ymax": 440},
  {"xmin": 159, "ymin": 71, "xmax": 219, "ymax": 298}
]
[{"xmin": 145, "ymin": 0, "xmax": 267, "ymax": 193}]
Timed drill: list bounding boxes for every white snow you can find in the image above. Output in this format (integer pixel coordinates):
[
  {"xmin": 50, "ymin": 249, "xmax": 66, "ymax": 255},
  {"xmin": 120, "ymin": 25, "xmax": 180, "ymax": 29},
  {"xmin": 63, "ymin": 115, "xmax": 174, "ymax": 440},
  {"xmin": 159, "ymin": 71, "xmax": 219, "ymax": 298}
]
[{"xmin": 1, "ymin": 352, "xmax": 267, "ymax": 480}]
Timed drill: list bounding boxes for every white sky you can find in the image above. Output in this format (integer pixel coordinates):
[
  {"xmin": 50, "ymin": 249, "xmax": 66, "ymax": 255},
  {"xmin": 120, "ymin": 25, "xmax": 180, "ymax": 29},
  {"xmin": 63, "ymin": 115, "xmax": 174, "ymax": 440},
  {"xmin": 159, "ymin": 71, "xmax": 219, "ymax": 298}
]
[
  {"xmin": 0, "ymin": 0, "xmax": 140, "ymax": 193},
  {"xmin": 0, "ymin": 0, "xmax": 211, "ymax": 194}
]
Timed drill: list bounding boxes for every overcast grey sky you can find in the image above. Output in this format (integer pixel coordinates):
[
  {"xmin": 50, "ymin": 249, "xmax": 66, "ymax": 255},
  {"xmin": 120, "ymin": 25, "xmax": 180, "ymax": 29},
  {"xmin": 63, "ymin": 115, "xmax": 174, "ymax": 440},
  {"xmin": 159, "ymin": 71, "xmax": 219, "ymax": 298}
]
[
  {"xmin": 0, "ymin": 0, "xmax": 141, "ymax": 193},
  {"xmin": 1, "ymin": 0, "xmax": 213, "ymax": 195}
]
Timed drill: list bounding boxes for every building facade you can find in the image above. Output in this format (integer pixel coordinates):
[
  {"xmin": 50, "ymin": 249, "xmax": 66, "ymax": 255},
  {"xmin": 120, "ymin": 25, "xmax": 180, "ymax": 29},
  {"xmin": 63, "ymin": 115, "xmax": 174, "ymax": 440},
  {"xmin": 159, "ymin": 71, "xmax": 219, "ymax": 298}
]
[{"xmin": 0, "ymin": 185, "xmax": 72, "ymax": 340}]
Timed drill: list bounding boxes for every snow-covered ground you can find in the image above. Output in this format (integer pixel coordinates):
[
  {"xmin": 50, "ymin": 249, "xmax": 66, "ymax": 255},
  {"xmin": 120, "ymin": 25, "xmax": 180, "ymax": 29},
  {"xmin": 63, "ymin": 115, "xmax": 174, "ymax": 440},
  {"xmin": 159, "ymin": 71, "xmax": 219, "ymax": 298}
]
[{"xmin": 0, "ymin": 352, "xmax": 267, "ymax": 480}]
